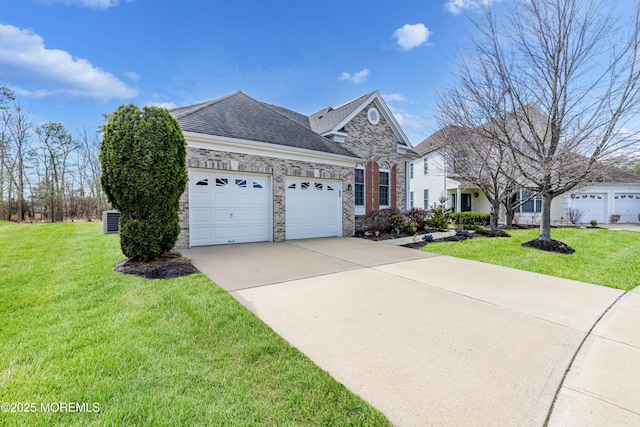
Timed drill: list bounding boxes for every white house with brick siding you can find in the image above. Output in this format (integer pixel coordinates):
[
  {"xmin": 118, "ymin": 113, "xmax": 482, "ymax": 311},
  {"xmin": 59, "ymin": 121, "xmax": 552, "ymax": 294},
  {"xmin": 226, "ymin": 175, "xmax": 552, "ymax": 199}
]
[{"xmin": 169, "ymin": 91, "xmax": 416, "ymax": 248}]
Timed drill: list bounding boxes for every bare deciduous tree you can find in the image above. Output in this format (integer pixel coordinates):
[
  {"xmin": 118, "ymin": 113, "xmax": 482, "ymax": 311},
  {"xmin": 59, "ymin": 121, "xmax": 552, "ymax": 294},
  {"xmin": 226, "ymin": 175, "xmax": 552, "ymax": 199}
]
[
  {"xmin": 437, "ymin": 0, "xmax": 640, "ymax": 243},
  {"xmin": 35, "ymin": 122, "xmax": 79, "ymax": 222},
  {"xmin": 2, "ymin": 102, "xmax": 33, "ymax": 221}
]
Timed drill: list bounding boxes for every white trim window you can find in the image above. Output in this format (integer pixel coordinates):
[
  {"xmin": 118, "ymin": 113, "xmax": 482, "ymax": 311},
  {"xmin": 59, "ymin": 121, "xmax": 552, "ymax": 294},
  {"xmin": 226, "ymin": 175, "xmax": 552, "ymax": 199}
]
[
  {"xmin": 423, "ymin": 157, "xmax": 429, "ymax": 175},
  {"xmin": 423, "ymin": 189, "xmax": 429, "ymax": 209},
  {"xmin": 516, "ymin": 189, "xmax": 542, "ymax": 213},
  {"xmin": 379, "ymin": 162, "xmax": 390, "ymax": 208},
  {"xmin": 355, "ymin": 163, "xmax": 365, "ymax": 213},
  {"xmin": 410, "ymin": 163, "xmax": 414, "ymax": 179},
  {"xmin": 410, "ymin": 191, "xmax": 414, "ymax": 208}
]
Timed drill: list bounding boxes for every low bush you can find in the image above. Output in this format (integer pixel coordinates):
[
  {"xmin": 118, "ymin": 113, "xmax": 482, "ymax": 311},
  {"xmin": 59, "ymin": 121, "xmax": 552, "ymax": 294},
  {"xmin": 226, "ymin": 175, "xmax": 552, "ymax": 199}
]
[
  {"xmin": 364, "ymin": 208, "xmax": 403, "ymax": 234},
  {"xmin": 474, "ymin": 226, "xmax": 490, "ymax": 235},
  {"xmin": 405, "ymin": 208, "xmax": 430, "ymax": 230},
  {"xmin": 450, "ymin": 212, "xmax": 490, "ymax": 227},
  {"xmin": 390, "ymin": 213, "xmax": 406, "ymax": 233},
  {"xmin": 402, "ymin": 220, "xmax": 419, "ymax": 235}
]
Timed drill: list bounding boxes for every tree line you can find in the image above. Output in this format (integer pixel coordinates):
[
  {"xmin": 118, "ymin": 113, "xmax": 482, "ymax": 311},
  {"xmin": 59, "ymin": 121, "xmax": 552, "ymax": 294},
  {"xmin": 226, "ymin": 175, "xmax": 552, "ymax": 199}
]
[{"xmin": 0, "ymin": 87, "xmax": 109, "ymax": 222}]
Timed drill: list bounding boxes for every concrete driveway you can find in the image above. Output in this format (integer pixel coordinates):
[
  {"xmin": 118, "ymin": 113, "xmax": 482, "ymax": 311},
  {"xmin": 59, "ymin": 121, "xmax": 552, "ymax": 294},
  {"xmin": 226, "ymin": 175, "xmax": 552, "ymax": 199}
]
[
  {"xmin": 599, "ymin": 222, "xmax": 640, "ymax": 232},
  {"xmin": 184, "ymin": 237, "xmax": 639, "ymax": 426}
]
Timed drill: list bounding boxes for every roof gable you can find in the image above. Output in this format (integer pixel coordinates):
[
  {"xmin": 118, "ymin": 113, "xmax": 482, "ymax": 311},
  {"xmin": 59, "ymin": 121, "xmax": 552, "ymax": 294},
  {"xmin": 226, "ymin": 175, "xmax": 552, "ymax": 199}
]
[
  {"xmin": 309, "ymin": 91, "xmax": 413, "ymax": 147},
  {"xmin": 169, "ymin": 92, "xmax": 358, "ymax": 159}
]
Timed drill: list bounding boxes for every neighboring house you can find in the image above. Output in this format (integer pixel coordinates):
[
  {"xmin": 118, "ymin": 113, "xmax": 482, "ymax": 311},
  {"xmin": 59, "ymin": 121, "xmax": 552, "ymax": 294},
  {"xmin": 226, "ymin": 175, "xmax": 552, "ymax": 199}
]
[
  {"xmin": 169, "ymin": 90, "xmax": 415, "ymax": 248},
  {"xmin": 410, "ymin": 127, "xmax": 640, "ymax": 224},
  {"xmin": 409, "ymin": 126, "xmax": 492, "ymax": 215}
]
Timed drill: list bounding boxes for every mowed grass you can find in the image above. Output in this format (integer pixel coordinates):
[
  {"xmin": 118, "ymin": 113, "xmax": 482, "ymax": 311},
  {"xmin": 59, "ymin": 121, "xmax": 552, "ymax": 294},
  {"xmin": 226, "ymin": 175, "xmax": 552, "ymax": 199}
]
[
  {"xmin": 422, "ymin": 228, "xmax": 640, "ymax": 291},
  {"xmin": 0, "ymin": 221, "xmax": 390, "ymax": 426}
]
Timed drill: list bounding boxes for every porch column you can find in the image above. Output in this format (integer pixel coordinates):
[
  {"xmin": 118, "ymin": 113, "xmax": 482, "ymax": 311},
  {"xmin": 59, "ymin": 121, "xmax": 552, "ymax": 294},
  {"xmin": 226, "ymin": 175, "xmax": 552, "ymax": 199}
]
[{"xmin": 456, "ymin": 187, "xmax": 462, "ymax": 213}]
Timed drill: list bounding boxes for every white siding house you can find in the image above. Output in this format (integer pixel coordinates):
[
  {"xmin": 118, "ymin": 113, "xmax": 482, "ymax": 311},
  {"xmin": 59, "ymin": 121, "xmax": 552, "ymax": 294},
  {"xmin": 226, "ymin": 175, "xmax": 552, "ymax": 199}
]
[{"xmin": 410, "ymin": 127, "xmax": 640, "ymax": 224}]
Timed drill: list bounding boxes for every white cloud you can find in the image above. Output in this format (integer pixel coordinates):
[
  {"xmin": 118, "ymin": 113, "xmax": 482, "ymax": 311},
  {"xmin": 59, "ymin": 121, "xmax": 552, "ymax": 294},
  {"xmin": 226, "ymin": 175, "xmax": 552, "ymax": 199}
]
[
  {"xmin": 445, "ymin": 0, "xmax": 496, "ymax": 15},
  {"xmin": 383, "ymin": 93, "xmax": 408, "ymax": 102},
  {"xmin": 388, "ymin": 105, "xmax": 422, "ymax": 129},
  {"xmin": 40, "ymin": 0, "xmax": 124, "ymax": 9},
  {"xmin": 145, "ymin": 101, "xmax": 177, "ymax": 109},
  {"xmin": 338, "ymin": 69, "xmax": 370, "ymax": 84},
  {"xmin": 393, "ymin": 24, "xmax": 431, "ymax": 52},
  {"xmin": 0, "ymin": 24, "xmax": 138, "ymax": 102},
  {"xmin": 124, "ymin": 71, "xmax": 141, "ymax": 81}
]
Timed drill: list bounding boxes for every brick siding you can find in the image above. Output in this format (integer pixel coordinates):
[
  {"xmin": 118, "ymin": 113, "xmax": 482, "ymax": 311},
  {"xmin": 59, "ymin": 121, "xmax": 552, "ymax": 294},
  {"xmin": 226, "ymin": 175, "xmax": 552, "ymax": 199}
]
[{"xmin": 176, "ymin": 147, "xmax": 354, "ymax": 248}]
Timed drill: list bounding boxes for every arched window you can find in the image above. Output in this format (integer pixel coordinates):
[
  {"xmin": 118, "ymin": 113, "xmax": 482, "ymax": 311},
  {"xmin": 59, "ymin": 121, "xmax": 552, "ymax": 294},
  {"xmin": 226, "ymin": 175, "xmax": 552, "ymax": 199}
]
[{"xmin": 379, "ymin": 162, "xmax": 390, "ymax": 207}]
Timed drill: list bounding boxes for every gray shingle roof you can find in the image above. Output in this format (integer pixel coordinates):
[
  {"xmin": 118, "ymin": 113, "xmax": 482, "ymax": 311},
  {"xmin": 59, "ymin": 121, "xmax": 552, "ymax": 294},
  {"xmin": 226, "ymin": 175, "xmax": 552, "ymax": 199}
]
[
  {"xmin": 169, "ymin": 92, "xmax": 359, "ymax": 159},
  {"xmin": 413, "ymin": 125, "xmax": 465, "ymax": 156},
  {"xmin": 309, "ymin": 93, "xmax": 374, "ymax": 134},
  {"xmin": 261, "ymin": 103, "xmax": 311, "ymax": 130}
]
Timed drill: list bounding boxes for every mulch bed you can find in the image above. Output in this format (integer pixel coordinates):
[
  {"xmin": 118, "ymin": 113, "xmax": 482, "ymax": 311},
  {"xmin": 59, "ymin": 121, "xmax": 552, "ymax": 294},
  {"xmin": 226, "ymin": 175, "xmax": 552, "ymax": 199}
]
[
  {"xmin": 521, "ymin": 239, "xmax": 576, "ymax": 254},
  {"xmin": 401, "ymin": 229, "xmax": 511, "ymax": 249},
  {"xmin": 114, "ymin": 252, "xmax": 200, "ymax": 279}
]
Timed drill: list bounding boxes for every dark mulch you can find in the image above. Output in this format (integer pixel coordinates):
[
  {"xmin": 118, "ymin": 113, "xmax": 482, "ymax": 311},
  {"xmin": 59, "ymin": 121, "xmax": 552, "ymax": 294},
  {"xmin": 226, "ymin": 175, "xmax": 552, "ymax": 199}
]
[
  {"xmin": 488, "ymin": 229, "xmax": 511, "ymax": 237},
  {"xmin": 114, "ymin": 252, "xmax": 200, "ymax": 279},
  {"xmin": 401, "ymin": 229, "xmax": 511, "ymax": 250},
  {"xmin": 522, "ymin": 239, "xmax": 575, "ymax": 254}
]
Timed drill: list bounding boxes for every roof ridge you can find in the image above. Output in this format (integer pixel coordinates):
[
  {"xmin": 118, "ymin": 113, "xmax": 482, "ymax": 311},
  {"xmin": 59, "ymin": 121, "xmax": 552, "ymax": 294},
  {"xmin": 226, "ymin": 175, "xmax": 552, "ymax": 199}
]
[
  {"xmin": 170, "ymin": 91, "xmax": 243, "ymax": 120},
  {"xmin": 259, "ymin": 101, "xmax": 327, "ymax": 136}
]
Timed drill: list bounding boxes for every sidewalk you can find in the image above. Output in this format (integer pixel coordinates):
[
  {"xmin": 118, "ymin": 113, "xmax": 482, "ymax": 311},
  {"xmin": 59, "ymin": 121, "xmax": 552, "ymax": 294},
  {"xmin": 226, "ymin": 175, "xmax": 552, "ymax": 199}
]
[{"xmin": 548, "ymin": 286, "xmax": 640, "ymax": 425}]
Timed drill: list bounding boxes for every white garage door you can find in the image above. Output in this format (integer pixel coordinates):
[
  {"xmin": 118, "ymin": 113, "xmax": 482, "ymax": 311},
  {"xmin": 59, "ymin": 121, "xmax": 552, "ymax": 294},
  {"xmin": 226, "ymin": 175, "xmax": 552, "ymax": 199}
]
[
  {"xmin": 614, "ymin": 193, "xmax": 640, "ymax": 223},
  {"xmin": 286, "ymin": 178, "xmax": 342, "ymax": 240},
  {"xmin": 572, "ymin": 193, "xmax": 607, "ymax": 224},
  {"xmin": 189, "ymin": 170, "xmax": 271, "ymax": 246}
]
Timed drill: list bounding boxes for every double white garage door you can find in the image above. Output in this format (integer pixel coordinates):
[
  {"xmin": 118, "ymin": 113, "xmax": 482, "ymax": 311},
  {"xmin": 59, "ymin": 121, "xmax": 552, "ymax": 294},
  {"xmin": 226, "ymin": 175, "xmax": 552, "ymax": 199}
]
[
  {"xmin": 572, "ymin": 192, "xmax": 640, "ymax": 223},
  {"xmin": 189, "ymin": 170, "xmax": 341, "ymax": 246}
]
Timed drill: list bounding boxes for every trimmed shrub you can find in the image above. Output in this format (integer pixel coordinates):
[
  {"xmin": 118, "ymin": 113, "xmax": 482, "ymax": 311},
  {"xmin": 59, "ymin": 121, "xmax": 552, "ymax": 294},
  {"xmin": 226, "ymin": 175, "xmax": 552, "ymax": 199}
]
[
  {"xmin": 363, "ymin": 208, "xmax": 402, "ymax": 234},
  {"xmin": 402, "ymin": 220, "xmax": 418, "ymax": 235},
  {"xmin": 450, "ymin": 212, "xmax": 490, "ymax": 227},
  {"xmin": 390, "ymin": 213, "xmax": 406, "ymax": 233},
  {"xmin": 406, "ymin": 207, "xmax": 430, "ymax": 230},
  {"xmin": 473, "ymin": 226, "xmax": 490, "ymax": 235},
  {"xmin": 100, "ymin": 105, "xmax": 187, "ymax": 261}
]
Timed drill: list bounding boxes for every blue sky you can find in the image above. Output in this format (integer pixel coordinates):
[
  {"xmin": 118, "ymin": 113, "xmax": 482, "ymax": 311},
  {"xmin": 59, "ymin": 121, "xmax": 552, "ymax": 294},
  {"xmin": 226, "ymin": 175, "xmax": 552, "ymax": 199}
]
[{"xmin": 1, "ymin": 0, "xmax": 499, "ymax": 145}]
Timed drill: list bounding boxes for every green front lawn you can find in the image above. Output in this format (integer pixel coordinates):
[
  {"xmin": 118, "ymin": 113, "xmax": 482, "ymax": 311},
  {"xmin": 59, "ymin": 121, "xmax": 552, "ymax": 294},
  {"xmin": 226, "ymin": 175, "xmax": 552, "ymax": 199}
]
[
  {"xmin": 0, "ymin": 221, "xmax": 390, "ymax": 426},
  {"xmin": 423, "ymin": 228, "xmax": 640, "ymax": 291}
]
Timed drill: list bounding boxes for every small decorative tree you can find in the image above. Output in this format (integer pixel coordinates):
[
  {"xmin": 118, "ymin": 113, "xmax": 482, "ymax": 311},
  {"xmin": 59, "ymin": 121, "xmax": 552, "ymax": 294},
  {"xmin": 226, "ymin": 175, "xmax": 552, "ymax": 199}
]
[
  {"xmin": 426, "ymin": 195, "xmax": 451, "ymax": 231},
  {"xmin": 100, "ymin": 105, "xmax": 187, "ymax": 261}
]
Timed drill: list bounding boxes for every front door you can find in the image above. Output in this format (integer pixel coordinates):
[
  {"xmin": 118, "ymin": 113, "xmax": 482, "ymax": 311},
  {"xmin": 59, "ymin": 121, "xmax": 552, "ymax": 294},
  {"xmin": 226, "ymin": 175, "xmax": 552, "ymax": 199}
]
[{"xmin": 461, "ymin": 193, "xmax": 472, "ymax": 212}]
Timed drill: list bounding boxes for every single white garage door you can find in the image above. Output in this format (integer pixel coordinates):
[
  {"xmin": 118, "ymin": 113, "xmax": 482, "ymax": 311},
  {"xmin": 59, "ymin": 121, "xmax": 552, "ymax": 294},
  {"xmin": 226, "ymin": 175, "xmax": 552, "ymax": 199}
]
[
  {"xmin": 286, "ymin": 178, "xmax": 342, "ymax": 239},
  {"xmin": 572, "ymin": 193, "xmax": 607, "ymax": 224},
  {"xmin": 189, "ymin": 170, "xmax": 271, "ymax": 246},
  {"xmin": 614, "ymin": 193, "xmax": 640, "ymax": 223}
]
